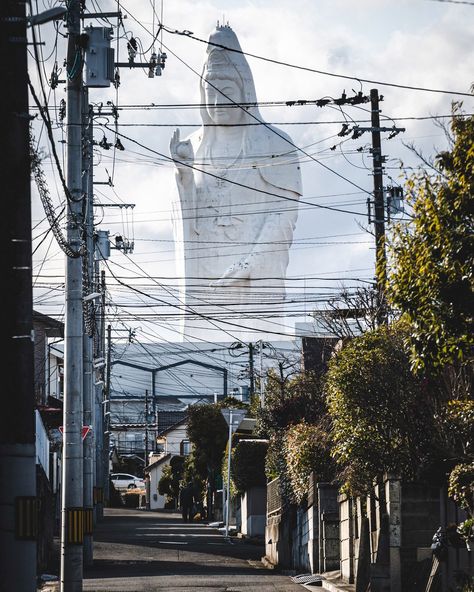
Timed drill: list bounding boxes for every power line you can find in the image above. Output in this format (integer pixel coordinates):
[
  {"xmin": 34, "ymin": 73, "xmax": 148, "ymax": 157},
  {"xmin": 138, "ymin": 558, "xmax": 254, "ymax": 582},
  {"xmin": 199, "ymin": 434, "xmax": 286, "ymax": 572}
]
[
  {"xmin": 162, "ymin": 25, "xmax": 473, "ymax": 98},
  {"xmin": 90, "ymin": 112, "xmax": 473, "ymax": 124},
  {"xmin": 104, "ymin": 124, "xmax": 368, "ymax": 217},
  {"xmin": 111, "ymin": 5, "xmax": 386, "ymax": 201},
  {"xmin": 159, "ymin": 39, "xmax": 376, "ymax": 198},
  {"xmin": 103, "ymin": 256, "xmax": 310, "ymax": 339},
  {"xmin": 427, "ymin": 0, "xmax": 474, "ymax": 4}
]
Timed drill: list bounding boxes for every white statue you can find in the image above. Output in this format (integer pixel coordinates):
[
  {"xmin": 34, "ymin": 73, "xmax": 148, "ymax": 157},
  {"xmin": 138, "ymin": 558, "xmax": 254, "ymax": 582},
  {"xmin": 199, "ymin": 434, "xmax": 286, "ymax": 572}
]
[{"xmin": 170, "ymin": 24, "xmax": 302, "ymax": 340}]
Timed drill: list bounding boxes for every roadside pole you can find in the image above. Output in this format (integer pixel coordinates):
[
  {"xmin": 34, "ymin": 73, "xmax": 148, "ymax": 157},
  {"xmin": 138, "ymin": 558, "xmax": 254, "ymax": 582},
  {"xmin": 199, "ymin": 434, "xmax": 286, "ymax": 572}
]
[
  {"xmin": 225, "ymin": 409, "xmax": 233, "ymax": 538},
  {"xmin": 0, "ymin": 1, "xmax": 37, "ymax": 588},
  {"xmin": 248, "ymin": 343, "xmax": 254, "ymax": 399},
  {"xmin": 61, "ymin": 0, "xmax": 85, "ymax": 588},
  {"xmin": 82, "ymin": 89, "xmax": 94, "ymax": 566},
  {"xmin": 104, "ymin": 323, "xmax": 112, "ymax": 504},
  {"xmin": 93, "ymin": 264, "xmax": 105, "ymax": 522},
  {"xmin": 220, "ymin": 408, "xmax": 247, "ymax": 537},
  {"xmin": 370, "ymin": 88, "xmax": 387, "ymax": 325}
]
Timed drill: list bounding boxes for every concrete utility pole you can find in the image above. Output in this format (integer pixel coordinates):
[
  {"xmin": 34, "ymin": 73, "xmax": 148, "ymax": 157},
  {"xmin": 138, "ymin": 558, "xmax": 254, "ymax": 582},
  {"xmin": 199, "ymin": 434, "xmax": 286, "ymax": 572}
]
[
  {"xmin": 104, "ymin": 323, "xmax": 112, "ymax": 503},
  {"xmin": 370, "ymin": 89, "xmax": 387, "ymax": 325},
  {"xmin": 248, "ymin": 343, "xmax": 254, "ymax": 400},
  {"xmin": 225, "ymin": 409, "xmax": 233, "ymax": 538},
  {"xmin": 259, "ymin": 341, "xmax": 264, "ymax": 407},
  {"xmin": 93, "ymin": 268, "xmax": 106, "ymax": 522},
  {"xmin": 61, "ymin": 0, "xmax": 85, "ymax": 588},
  {"xmin": 145, "ymin": 389, "xmax": 149, "ymax": 464},
  {"xmin": 0, "ymin": 2, "xmax": 37, "ymax": 589},
  {"xmin": 82, "ymin": 90, "xmax": 94, "ymax": 566}
]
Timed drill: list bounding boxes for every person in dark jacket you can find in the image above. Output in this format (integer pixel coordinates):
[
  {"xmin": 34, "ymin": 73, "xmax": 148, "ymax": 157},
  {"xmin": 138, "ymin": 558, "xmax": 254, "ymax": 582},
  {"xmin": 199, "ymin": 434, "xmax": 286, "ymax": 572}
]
[{"xmin": 179, "ymin": 482, "xmax": 195, "ymax": 523}]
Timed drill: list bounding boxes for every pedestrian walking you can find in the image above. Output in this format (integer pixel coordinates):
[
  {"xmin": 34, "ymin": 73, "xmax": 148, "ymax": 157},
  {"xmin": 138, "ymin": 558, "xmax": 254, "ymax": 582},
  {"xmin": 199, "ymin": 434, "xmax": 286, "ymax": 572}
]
[{"xmin": 179, "ymin": 481, "xmax": 195, "ymax": 523}]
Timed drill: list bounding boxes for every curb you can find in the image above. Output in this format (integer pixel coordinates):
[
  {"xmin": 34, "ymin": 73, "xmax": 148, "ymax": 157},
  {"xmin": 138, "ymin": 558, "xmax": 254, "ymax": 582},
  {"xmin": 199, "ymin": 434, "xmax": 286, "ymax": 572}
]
[{"xmin": 261, "ymin": 555, "xmax": 277, "ymax": 569}]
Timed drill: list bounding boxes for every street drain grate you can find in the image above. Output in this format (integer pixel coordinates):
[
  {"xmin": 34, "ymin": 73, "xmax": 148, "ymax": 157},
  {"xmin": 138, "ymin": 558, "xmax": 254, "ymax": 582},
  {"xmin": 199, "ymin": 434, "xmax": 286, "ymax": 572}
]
[{"xmin": 291, "ymin": 573, "xmax": 324, "ymax": 585}]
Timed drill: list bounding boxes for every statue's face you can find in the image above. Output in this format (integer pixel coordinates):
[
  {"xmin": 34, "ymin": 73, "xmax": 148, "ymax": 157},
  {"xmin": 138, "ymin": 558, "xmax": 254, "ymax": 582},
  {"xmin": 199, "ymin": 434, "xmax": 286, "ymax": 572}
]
[{"xmin": 205, "ymin": 77, "xmax": 244, "ymax": 125}]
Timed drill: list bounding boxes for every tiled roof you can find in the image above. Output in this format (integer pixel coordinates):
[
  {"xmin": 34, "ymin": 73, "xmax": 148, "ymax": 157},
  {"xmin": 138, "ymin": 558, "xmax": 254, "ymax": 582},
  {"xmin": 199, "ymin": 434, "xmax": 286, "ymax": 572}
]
[{"xmin": 157, "ymin": 411, "xmax": 188, "ymax": 435}]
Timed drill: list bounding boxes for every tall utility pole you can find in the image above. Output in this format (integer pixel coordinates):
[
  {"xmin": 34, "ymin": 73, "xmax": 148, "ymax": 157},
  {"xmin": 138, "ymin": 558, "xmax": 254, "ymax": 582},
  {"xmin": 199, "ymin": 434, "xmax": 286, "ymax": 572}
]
[
  {"xmin": 145, "ymin": 389, "xmax": 149, "ymax": 463},
  {"xmin": 248, "ymin": 343, "xmax": 254, "ymax": 400},
  {"xmin": 61, "ymin": 0, "xmax": 85, "ymax": 588},
  {"xmin": 93, "ymin": 268, "xmax": 106, "ymax": 523},
  {"xmin": 370, "ymin": 89, "xmax": 387, "ymax": 325},
  {"xmin": 278, "ymin": 362, "xmax": 285, "ymax": 398},
  {"xmin": 225, "ymin": 408, "xmax": 233, "ymax": 538},
  {"xmin": 104, "ymin": 323, "xmax": 112, "ymax": 504},
  {"xmin": 82, "ymin": 90, "xmax": 94, "ymax": 566},
  {"xmin": 1, "ymin": 2, "xmax": 37, "ymax": 589},
  {"xmin": 259, "ymin": 341, "xmax": 265, "ymax": 407}
]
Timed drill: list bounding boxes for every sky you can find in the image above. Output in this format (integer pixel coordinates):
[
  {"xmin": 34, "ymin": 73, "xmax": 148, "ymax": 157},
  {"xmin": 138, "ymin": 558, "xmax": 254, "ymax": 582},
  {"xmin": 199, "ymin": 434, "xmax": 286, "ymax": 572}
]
[{"xmin": 30, "ymin": 0, "xmax": 474, "ymax": 351}]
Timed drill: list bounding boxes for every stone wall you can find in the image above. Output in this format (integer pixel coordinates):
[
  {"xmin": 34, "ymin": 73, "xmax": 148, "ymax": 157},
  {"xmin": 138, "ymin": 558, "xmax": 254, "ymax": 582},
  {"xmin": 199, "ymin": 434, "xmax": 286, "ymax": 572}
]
[
  {"xmin": 264, "ymin": 477, "xmax": 340, "ymax": 574},
  {"xmin": 339, "ymin": 477, "xmax": 473, "ymax": 591}
]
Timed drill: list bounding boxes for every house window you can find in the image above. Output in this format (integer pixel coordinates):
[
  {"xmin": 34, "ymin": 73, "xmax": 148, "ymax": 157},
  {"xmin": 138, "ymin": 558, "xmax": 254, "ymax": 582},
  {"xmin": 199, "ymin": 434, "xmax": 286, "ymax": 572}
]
[{"xmin": 180, "ymin": 440, "xmax": 191, "ymax": 456}]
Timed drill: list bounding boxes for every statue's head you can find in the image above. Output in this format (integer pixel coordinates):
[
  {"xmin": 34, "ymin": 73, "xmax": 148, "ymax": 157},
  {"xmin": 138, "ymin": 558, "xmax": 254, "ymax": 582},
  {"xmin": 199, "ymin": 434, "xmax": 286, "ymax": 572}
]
[{"xmin": 200, "ymin": 24, "xmax": 258, "ymax": 126}]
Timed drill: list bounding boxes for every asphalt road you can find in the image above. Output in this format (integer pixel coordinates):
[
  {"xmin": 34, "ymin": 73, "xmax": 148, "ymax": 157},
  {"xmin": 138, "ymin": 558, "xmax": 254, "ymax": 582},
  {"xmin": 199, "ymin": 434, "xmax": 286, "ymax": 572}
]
[{"xmin": 82, "ymin": 508, "xmax": 304, "ymax": 591}]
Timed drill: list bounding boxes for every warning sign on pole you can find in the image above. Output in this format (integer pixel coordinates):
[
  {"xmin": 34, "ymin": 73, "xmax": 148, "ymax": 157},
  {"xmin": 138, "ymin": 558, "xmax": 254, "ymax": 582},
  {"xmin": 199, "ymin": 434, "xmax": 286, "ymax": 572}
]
[{"xmin": 58, "ymin": 426, "xmax": 92, "ymax": 440}]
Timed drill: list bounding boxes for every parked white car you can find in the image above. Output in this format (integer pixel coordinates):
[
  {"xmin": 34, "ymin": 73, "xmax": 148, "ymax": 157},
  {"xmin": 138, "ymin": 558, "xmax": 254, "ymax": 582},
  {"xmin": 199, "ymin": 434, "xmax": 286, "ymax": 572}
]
[{"xmin": 110, "ymin": 473, "xmax": 145, "ymax": 491}]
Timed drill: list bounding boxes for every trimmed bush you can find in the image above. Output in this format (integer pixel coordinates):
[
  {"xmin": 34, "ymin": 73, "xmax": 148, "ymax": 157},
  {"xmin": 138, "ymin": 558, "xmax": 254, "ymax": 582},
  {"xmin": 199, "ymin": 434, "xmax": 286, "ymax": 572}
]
[
  {"xmin": 231, "ymin": 439, "xmax": 268, "ymax": 495},
  {"xmin": 326, "ymin": 323, "xmax": 436, "ymax": 494},
  {"xmin": 284, "ymin": 422, "xmax": 335, "ymax": 503}
]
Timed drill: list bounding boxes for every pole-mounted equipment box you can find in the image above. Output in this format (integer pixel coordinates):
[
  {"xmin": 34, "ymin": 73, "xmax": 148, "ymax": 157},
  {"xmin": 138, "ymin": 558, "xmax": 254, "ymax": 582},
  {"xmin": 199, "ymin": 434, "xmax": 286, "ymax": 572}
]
[
  {"xmin": 84, "ymin": 27, "xmax": 115, "ymax": 88},
  {"xmin": 95, "ymin": 230, "xmax": 110, "ymax": 260}
]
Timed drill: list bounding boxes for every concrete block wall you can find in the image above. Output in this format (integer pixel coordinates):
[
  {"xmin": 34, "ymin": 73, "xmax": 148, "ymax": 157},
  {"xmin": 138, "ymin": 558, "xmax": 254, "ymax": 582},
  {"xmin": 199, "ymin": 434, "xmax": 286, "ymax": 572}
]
[
  {"xmin": 265, "ymin": 513, "xmax": 281, "ymax": 566},
  {"xmin": 318, "ymin": 483, "xmax": 340, "ymax": 573},
  {"xmin": 339, "ymin": 494, "xmax": 355, "ymax": 583},
  {"xmin": 241, "ymin": 486, "xmax": 266, "ymax": 536}
]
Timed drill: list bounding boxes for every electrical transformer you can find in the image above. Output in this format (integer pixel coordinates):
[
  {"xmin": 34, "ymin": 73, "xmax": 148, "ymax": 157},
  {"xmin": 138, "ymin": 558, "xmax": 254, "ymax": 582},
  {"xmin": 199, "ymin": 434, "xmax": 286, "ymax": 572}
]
[
  {"xmin": 95, "ymin": 230, "xmax": 110, "ymax": 260},
  {"xmin": 84, "ymin": 27, "xmax": 115, "ymax": 88}
]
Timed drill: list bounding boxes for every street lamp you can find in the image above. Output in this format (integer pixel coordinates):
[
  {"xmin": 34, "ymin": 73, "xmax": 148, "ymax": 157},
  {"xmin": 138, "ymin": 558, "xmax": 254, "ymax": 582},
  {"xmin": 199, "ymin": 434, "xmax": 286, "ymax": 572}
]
[
  {"xmin": 220, "ymin": 408, "xmax": 247, "ymax": 538},
  {"xmin": 28, "ymin": 6, "xmax": 67, "ymax": 26}
]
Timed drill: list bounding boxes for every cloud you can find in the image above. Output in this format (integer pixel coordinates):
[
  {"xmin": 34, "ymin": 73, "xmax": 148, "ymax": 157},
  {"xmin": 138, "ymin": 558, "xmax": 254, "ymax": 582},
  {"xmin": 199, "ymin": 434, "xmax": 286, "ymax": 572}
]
[{"xmin": 30, "ymin": 0, "xmax": 474, "ymax": 343}]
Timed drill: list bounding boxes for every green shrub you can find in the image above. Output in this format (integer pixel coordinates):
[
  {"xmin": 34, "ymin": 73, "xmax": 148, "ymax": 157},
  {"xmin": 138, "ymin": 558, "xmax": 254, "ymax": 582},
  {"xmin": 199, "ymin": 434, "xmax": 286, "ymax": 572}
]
[
  {"xmin": 231, "ymin": 439, "xmax": 268, "ymax": 495},
  {"xmin": 284, "ymin": 422, "xmax": 335, "ymax": 503},
  {"xmin": 326, "ymin": 323, "xmax": 436, "ymax": 494},
  {"xmin": 448, "ymin": 462, "xmax": 474, "ymax": 515},
  {"xmin": 186, "ymin": 404, "xmax": 228, "ymax": 480},
  {"xmin": 438, "ymin": 399, "xmax": 474, "ymax": 460}
]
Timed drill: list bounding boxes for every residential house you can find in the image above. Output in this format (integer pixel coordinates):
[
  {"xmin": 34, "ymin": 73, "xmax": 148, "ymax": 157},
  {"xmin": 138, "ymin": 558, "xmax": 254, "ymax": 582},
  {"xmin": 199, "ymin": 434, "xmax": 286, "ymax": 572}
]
[
  {"xmin": 145, "ymin": 416, "xmax": 189, "ymax": 510},
  {"xmin": 33, "ymin": 311, "xmax": 64, "ymax": 405},
  {"xmin": 32, "ymin": 312, "xmax": 64, "ymax": 572},
  {"xmin": 109, "ymin": 396, "xmax": 187, "ymax": 467}
]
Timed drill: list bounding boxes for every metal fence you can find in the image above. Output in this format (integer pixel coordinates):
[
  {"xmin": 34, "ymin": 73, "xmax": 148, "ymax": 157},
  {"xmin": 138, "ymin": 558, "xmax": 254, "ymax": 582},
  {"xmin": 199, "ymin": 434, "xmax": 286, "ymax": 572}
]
[{"xmin": 267, "ymin": 477, "xmax": 282, "ymax": 516}]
